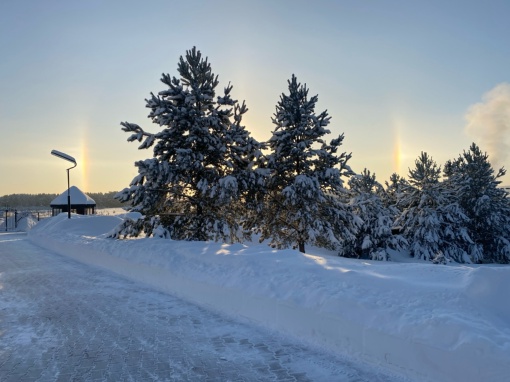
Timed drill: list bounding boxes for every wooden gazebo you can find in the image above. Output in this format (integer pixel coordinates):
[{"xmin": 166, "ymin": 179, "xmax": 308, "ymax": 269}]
[{"xmin": 50, "ymin": 186, "xmax": 96, "ymax": 216}]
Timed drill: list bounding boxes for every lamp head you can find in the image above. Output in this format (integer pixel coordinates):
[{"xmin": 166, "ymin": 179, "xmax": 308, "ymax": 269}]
[{"xmin": 51, "ymin": 149, "xmax": 76, "ymax": 165}]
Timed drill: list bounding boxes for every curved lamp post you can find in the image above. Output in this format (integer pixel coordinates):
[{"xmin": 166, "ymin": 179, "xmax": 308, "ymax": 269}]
[{"xmin": 51, "ymin": 150, "xmax": 77, "ymax": 219}]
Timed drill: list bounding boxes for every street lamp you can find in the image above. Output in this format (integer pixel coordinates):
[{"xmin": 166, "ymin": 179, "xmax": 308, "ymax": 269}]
[{"xmin": 51, "ymin": 149, "xmax": 77, "ymax": 219}]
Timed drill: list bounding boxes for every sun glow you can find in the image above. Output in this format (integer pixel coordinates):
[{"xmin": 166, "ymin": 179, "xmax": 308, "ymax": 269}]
[
  {"xmin": 391, "ymin": 114, "xmax": 406, "ymax": 176},
  {"xmin": 80, "ymin": 131, "xmax": 89, "ymax": 192},
  {"xmin": 393, "ymin": 134, "xmax": 402, "ymax": 175}
]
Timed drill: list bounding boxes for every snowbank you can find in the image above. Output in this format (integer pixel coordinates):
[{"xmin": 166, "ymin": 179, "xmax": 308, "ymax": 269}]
[{"xmin": 28, "ymin": 214, "xmax": 510, "ymax": 382}]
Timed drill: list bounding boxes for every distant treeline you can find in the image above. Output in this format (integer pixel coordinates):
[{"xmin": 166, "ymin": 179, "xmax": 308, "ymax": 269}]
[{"xmin": 0, "ymin": 192, "xmax": 126, "ymax": 209}]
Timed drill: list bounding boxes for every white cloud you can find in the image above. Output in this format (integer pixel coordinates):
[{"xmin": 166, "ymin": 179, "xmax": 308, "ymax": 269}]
[{"xmin": 465, "ymin": 83, "xmax": 510, "ymax": 170}]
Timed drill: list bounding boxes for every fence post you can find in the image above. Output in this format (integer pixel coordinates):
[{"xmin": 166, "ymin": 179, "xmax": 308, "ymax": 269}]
[{"xmin": 4, "ymin": 210, "xmax": 6, "ymax": 231}]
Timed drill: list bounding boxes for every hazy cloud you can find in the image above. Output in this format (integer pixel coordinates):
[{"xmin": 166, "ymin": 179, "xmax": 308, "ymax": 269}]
[{"xmin": 465, "ymin": 83, "xmax": 510, "ymax": 170}]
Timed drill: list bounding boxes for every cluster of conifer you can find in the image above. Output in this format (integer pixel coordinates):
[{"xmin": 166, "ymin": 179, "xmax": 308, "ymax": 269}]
[{"xmin": 113, "ymin": 47, "xmax": 510, "ymax": 264}]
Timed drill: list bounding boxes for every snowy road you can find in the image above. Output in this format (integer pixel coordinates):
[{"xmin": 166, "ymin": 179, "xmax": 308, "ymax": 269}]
[{"xmin": 0, "ymin": 233, "xmax": 405, "ymax": 382}]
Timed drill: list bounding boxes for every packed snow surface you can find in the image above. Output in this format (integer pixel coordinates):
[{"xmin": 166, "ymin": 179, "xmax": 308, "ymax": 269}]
[{"xmin": 28, "ymin": 213, "xmax": 510, "ymax": 382}]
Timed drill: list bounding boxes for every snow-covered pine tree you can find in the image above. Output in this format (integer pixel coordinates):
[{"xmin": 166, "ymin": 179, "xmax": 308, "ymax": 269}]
[
  {"xmin": 383, "ymin": 173, "xmax": 407, "ymax": 211},
  {"xmin": 396, "ymin": 152, "xmax": 473, "ymax": 263},
  {"xmin": 114, "ymin": 47, "xmax": 264, "ymax": 242},
  {"xmin": 344, "ymin": 169, "xmax": 407, "ymax": 260},
  {"xmin": 444, "ymin": 143, "xmax": 510, "ymax": 263},
  {"xmin": 255, "ymin": 75, "xmax": 359, "ymax": 253}
]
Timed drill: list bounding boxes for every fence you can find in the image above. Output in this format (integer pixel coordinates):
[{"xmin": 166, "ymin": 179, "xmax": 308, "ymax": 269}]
[
  {"xmin": 1, "ymin": 209, "xmax": 52, "ymax": 231},
  {"xmin": 0, "ymin": 208, "xmax": 126, "ymax": 232}
]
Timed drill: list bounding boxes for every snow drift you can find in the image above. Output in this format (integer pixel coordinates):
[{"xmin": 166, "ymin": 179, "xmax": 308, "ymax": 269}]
[{"xmin": 28, "ymin": 213, "xmax": 510, "ymax": 382}]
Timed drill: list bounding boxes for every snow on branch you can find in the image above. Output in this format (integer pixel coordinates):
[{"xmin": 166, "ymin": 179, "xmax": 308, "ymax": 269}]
[{"xmin": 121, "ymin": 122, "xmax": 156, "ymax": 149}]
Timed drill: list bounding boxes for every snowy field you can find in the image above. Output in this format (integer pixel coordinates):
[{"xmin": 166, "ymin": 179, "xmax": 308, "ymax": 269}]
[{"xmin": 26, "ymin": 213, "xmax": 510, "ymax": 382}]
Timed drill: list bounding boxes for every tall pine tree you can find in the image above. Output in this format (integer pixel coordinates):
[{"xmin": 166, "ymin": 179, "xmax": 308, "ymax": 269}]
[
  {"xmin": 114, "ymin": 47, "xmax": 263, "ymax": 242},
  {"xmin": 344, "ymin": 169, "xmax": 407, "ymax": 260},
  {"xmin": 255, "ymin": 75, "xmax": 358, "ymax": 253},
  {"xmin": 384, "ymin": 173, "xmax": 407, "ymax": 211},
  {"xmin": 396, "ymin": 152, "xmax": 473, "ymax": 263},
  {"xmin": 444, "ymin": 143, "xmax": 510, "ymax": 263}
]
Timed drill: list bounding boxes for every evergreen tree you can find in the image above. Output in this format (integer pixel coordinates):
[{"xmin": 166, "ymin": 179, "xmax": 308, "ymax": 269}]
[
  {"xmin": 444, "ymin": 143, "xmax": 510, "ymax": 263},
  {"xmin": 396, "ymin": 152, "xmax": 472, "ymax": 263},
  {"xmin": 383, "ymin": 173, "xmax": 406, "ymax": 211},
  {"xmin": 344, "ymin": 169, "xmax": 407, "ymax": 260},
  {"xmin": 114, "ymin": 47, "xmax": 263, "ymax": 242},
  {"xmin": 255, "ymin": 75, "xmax": 359, "ymax": 253}
]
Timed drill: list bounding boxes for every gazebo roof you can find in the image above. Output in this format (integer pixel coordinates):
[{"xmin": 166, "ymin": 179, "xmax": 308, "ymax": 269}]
[{"xmin": 50, "ymin": 186, "xmax": 96, "ymax": 206}]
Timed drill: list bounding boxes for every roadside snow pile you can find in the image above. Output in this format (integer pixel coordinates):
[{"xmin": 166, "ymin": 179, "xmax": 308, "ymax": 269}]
[{"xmin": 28, "ymin": 213, "xmax": 510, "ymax": 382}]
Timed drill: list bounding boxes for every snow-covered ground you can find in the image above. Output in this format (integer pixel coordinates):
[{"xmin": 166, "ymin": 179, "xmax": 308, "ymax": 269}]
[{"xmin": 27, "ymin": 213, "xmax": 510, "ymax": 382}]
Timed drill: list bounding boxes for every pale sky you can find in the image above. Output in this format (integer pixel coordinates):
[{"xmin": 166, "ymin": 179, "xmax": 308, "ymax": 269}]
[{"xmin": 1, "ymin": 0, "xmax": 510, "ymax": 195}]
